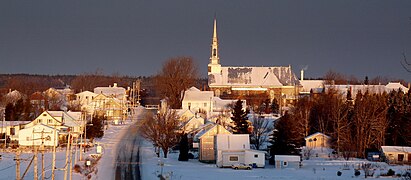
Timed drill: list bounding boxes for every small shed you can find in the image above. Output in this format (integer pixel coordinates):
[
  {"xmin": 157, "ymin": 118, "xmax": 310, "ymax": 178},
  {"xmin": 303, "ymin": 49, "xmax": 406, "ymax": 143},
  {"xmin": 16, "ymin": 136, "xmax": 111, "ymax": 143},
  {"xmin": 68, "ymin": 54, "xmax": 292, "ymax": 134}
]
[
  {"xmin": 381, "ymin": 146, "xmax": 411, "ymax": 164},
  {"xmin": 218, "ymin": 150, "xmax": 265, "ymax": 168},
  {"xmin": 305, "ymin": 132, "xmax": 331, "ymax": 149},
  {"xmin": 274, "ymin": 155, "xmax": 301, "ymax": 169}
]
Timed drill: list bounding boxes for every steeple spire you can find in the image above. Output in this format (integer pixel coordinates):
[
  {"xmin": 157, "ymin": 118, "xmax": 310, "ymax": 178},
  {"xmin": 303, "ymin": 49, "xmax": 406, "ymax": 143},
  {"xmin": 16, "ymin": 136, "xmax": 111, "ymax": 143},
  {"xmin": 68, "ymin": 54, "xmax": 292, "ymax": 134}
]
[{"xmin": 208, "ymin": 17, "xmax": 221, "ymax": 75}]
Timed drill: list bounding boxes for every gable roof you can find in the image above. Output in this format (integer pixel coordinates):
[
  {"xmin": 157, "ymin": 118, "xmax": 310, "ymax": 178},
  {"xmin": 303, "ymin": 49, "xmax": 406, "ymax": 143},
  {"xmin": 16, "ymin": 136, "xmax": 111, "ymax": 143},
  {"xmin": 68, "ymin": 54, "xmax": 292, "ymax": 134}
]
[
  {"xmin": 195, "ymin": 124, "xmax": 231, "ymax": 140},
  {"xmin": 381, "ymin": 146, "xmax": 411, "ymax": 153},
  {"xmin": 305, "ymin": 132, "xmax": 331, "ymax": 140},
  {"xmin": 183, "ymin": 87, "xmax": 214, "ymax": 102}
]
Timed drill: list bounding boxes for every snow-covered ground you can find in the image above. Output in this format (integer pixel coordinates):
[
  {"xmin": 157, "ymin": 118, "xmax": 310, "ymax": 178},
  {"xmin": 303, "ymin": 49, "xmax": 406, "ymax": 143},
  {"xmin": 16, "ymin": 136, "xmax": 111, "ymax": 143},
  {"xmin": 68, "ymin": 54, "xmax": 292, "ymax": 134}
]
[
  {"xmin": 140, "ymin": 142, "xmax": 410, "ymax": 180},
  {"xmin": 0, "ymin": 118, "xmax": 134, "ymax": 180}
]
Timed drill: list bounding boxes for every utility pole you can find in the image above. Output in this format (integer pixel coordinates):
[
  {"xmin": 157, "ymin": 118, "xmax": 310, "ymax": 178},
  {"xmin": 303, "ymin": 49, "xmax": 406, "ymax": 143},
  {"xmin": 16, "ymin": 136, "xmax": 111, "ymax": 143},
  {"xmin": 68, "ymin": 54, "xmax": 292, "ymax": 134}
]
[
  {"xmin": 41, "ymin": 130, "xmax": 45, "ymax": 180},
  {"xmin": 34, "ymin": 146, "xmax": 38, "ymax": 180},
  {"xmin": 52, "ymin": 123, "xmax": 57, "ymax": 180},
  {"xmin": 15, "ymin": 150, "xmax": 20, "ymax": 180},
  {"xmin": 64, "ymin": 132, "xmax": 71, "ymax": 180},
  {"xmin": 2, "ymin": 107, "xmax": 6, "ymax": 150}
]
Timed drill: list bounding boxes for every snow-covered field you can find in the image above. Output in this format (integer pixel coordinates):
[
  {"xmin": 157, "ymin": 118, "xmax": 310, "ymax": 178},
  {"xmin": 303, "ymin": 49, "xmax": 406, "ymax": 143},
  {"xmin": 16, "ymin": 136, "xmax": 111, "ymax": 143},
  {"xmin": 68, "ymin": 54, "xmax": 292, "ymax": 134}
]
[{"xmin": 140, "ymin": 142, "xmax": 410, "ymax": 180}]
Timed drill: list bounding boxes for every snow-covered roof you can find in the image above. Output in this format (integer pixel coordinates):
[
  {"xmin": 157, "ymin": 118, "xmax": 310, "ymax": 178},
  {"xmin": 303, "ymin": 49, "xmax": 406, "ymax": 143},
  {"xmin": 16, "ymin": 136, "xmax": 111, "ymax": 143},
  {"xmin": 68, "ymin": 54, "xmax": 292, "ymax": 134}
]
[
  {"xmin": 183, "ymin": 87, "xmax": 214, "ymax": 102},
  {"xmin": 300, "ymin": 80, "xmax": 324, "ymax": 93},
  {"xmin": 305, "ymin": 132, "xmax": 331, "ymax": 140},
  {"xmin": 381, "ymin": 146, "xmax": 411, "ymax": 153},
  {"xmin": 76, "ymin": 91, "xmax": 97, "ymax": 96},
  {"xmin": 274, "ymin": 155, "xmax": 301, "ymax": 162},
  {"xmin": 385, "ymin": 82, "xmax": 409, "ymax": 93},
  {"xmin": 94, "ymin": 83, "xmax": 126, "ymax": 99},
  {"xmin": 209, "ymin": 66, "xmax": 300, "ymax": 87},
  {"xmin": 47, "ymin": 111, "xmax": 81, "ymax": 127}
]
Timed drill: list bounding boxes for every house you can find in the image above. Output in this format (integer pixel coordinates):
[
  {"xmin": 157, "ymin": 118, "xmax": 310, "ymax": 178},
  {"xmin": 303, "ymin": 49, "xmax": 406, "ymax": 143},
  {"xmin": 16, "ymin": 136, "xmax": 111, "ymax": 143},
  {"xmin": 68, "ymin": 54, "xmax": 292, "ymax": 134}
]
[
  {"xmin": 305, "ymin": 132, "xmax": 331, "ymax": 149},
  {"xmin": 215, "ymin": 134, "xmax": 265, "ymax": 168},
  {"xmin": 94, "ymin": 83, "xmax": 127, "ymax": 100},
  {"xmin": 381, "ymin": 146, "xmax": 411, "ymax": 164},
  {"xmin": 0, "ymin": 121, "xmax": 30, "ymax": 143},
  {"xmin": 18, "ymin": 123, "xmax": 59, "ymax": 147},
  {"xmin": 274, "ymin": 155, "xmax": 301, "ymax": 169},
  {"xmin": 25, "ymin": 111, "xmax": 82, "ymax": 138},
  {"xmin": 75, "ymin": 91, "xmax": 98, "ymax": 108},
  {"xmin": 194, "ymin": 124, "xmax": 231, "ymax": 163},
  {"xmin": 84, "ymin": 94, "xmax": 126, "ymax": 124},
  {"xmin": 182, "ymin": 87, "xmax": 214, "ymax": 117}
]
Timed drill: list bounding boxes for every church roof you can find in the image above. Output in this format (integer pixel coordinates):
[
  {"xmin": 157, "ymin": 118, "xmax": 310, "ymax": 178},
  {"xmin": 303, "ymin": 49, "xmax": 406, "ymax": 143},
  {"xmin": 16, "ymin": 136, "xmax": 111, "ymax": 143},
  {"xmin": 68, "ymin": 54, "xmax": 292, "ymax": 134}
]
[{"xmin": 208, "ymin": 66, "xmax": 300, "ymax": 88}]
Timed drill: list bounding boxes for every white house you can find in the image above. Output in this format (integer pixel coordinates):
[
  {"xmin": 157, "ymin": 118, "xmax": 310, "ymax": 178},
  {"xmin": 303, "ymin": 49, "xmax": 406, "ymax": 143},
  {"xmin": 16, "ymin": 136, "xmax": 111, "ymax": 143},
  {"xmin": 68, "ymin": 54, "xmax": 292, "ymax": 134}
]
[
  {"xmin": 19, "ymin": 123, "xmax": 59, "ymax": 147},
  {"xmin": 215, "ymin": 134, "xmax": 265, "ymax": 168},
  {"xmin": 182, "ymin": 87, "xmax": 214, "ymax": 117},
  {"xmin": 274, "ymin": 155, "xmax": 301, "ymax": 169},
  {"xmin": 381, "ymin": 146, "xmax": 411, "ymax": 164},
  {"xmin": 76, "ymin": 91, "xmax": 98, "ymax": 108},
  {"xmin": 0, "ymin": 121, "xmax": 30, "ymax": 142}
]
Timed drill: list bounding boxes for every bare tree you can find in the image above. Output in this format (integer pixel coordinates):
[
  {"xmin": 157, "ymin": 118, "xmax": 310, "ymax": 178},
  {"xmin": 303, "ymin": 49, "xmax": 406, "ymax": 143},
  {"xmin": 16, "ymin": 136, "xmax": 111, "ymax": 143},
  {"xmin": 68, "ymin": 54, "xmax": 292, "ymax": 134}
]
[
  {"xmin": 250, "ymin": 113, "xmax": 273, "ymax": 150},
  {"xmin": 140, "ymin": 108, "xmax": 181, "ymax": 158},
  {"xmin": 154, "ymin": 57, "xmax": 199, "ymax": 109}
]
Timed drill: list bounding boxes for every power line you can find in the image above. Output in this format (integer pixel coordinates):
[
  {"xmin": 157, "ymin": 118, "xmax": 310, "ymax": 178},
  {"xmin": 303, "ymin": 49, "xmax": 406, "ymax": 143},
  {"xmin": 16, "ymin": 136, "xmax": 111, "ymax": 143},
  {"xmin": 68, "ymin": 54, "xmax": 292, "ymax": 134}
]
[{"xmin": 0, "ymin": 164, "xmax": 16, "ymax": 172}]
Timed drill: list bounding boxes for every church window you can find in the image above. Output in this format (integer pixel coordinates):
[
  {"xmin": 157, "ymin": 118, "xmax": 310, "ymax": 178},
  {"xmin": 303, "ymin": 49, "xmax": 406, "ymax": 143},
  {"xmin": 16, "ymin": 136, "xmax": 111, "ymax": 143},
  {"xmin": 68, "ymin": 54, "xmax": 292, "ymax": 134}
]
[
  {"xmin": 208, "ymin": 66, "xmax": 211, "ymax": 73},
  {"xmin": 213, "ymin": 49, "xmax": 216, "ymax": 56}
]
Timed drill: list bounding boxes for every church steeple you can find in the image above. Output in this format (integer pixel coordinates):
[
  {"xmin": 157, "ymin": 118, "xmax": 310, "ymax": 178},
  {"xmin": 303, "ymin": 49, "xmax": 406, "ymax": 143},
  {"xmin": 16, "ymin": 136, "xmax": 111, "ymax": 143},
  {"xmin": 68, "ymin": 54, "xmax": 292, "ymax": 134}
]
[{"xmin": 208, "ymin": 17, "xmax": 221, "ymax": 75}]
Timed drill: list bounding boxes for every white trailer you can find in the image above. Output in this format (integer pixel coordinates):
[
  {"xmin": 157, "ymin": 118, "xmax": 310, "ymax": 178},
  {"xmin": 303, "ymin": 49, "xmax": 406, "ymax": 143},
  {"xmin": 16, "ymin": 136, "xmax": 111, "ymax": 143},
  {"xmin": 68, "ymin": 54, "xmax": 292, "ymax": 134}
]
[{"xmin": 217, "ymin": 149, "xmax": 265, "ymax": 168}]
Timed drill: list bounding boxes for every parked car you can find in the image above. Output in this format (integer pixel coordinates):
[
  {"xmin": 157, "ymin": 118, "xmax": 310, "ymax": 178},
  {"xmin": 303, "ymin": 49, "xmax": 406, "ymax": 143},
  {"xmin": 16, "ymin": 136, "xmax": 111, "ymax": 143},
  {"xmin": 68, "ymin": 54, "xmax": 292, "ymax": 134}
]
[{"xmin": 231, "ymin": 163, "xmax": 252, "ymax": 170}]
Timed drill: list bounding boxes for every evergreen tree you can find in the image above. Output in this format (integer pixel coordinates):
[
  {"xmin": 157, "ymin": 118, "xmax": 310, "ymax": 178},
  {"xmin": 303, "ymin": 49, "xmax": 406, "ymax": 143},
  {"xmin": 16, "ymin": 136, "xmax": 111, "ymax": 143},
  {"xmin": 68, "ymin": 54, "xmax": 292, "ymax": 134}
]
[
  {"xmin": 271, "ymin": 98, "xmax": 280, "ymax": 114},
  {"xmin": 364, "ymin": 76, "xmax": 369, "ymax": 85},
  {"xmin": 178, "ymin": 133, "xmax": 189, "ymax": 161},
  {"xmin": 5, "ymin": 103, "xmax": 14, "ymax": 121},
  {"xmin": 269, "ymin": 112, "xmax": 301, "ymax": 164},
  {"xmin": 86, "ymin": 114, "xmax": 105, "ymax": 139},
  {"xmin": 231, "ymin": 99, "xmax": 250, "ymax": 134}
]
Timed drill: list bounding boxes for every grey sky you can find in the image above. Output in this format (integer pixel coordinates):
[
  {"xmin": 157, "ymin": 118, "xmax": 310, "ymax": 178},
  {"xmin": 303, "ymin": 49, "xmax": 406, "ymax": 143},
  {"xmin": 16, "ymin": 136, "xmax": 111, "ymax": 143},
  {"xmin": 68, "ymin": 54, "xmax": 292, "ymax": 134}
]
[{"xmin": 1, "ymin": 0, "xmax": 411, "ymax": 82}]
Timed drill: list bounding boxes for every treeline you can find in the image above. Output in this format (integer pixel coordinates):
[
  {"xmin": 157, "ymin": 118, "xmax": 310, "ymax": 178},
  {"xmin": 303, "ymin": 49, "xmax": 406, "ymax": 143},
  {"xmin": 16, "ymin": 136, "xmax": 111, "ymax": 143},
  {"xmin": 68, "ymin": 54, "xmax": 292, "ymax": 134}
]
[
  {"xmin": 0, "ymin": 73, "xmax": 150, "ymax": 95},
  {"xmin": 270, "ymin": 88, "xmax": 411, "ymax": 159}
]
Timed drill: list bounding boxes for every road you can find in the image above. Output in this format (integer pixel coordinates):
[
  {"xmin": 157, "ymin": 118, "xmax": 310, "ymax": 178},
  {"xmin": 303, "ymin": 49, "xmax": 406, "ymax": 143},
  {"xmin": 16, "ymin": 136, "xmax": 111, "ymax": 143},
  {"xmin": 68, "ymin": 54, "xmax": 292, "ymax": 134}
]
[{"xmin": 114, "ymin": 108, "xmax": 146, "ymax": 180}]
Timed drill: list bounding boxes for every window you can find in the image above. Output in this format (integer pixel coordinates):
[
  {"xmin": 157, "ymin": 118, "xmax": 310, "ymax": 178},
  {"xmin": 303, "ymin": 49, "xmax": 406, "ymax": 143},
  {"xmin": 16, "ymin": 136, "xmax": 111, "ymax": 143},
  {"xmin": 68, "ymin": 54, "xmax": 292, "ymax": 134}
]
[
  {"xmin": 10, "ymin": 128, "xmax": 15, "ymax": 135},
  {"xmin": 254, "ymin": 154, "xmax": 258, "ymax": 158},
  {"xmin": 213, "ymin": 49, "xmax": 216, "ymax": 56},
  {"xmin": 38, "ymin": 119, "xmax": 41, "ymax": 123},
  {"xmin": 188, "ymin": 103, "xmax": 191, "ymax": 110},
  {"xmin": 42, "ymin": 114, "xmax": 47, "ymax": 116},
  {"xmin": 26, "ymin": 137, "xmax": 30, "ymax": 141},
  {"xmin": 229, "ymin": 156, "xmax": 239, "ymax": 162},
  {"xmin": 48, "ymin": 119, "xmax": 52, "ymax": 124},
  {"xmin": 283, "ymin": 161, "xmax": 288, "ymax": 166},
  {"xmin": 204, "ymin": 103, "xmax": 207, "ymax": 107},
  {"xmin": 398, "ymin": 154, "xmax": 405, "ymax": 162}
]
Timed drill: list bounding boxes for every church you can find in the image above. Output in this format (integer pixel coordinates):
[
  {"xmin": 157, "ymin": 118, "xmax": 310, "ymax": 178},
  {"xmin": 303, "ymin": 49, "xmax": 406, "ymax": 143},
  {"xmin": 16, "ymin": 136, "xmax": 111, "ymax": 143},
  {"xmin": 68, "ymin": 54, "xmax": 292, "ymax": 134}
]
[{"xmin": 207, "ymin": 18, "xmax": 302, "ymax": 107}]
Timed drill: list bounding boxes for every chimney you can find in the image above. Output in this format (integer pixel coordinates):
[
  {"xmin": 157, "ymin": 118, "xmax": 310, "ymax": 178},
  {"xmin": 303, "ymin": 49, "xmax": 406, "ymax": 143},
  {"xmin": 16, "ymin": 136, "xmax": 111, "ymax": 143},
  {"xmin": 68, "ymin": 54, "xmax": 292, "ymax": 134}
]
[
  {"xmin": 300, "ymin": 69, "xmax": 304, "ymax": 81},
  {"xmin": 114, "ymin": 83, "xmax": 118, "ymax": 87}
]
